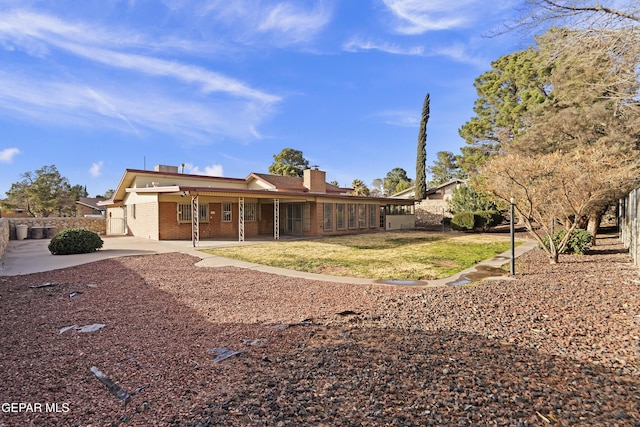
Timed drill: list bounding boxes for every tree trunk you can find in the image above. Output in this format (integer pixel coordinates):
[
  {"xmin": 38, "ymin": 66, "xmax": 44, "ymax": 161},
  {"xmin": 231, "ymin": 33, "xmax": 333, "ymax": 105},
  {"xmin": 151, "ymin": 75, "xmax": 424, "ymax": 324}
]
[{"xmin": 586, "ymin": 210, "xmax": 601, "ymax": 246}]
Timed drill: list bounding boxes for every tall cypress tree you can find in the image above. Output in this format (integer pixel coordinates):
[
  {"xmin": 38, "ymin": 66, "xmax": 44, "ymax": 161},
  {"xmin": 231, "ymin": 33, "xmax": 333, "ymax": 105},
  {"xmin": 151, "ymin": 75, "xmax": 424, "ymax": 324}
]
[{"xmin": 415, "ymin": 93, "xmax": 430, "ymax": 200}]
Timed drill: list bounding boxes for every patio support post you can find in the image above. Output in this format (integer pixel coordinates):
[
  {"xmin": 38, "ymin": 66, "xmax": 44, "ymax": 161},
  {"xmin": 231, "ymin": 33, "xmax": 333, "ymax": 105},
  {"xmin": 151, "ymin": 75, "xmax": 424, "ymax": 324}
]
[
  {"xmin": 274, "ymin": 199, "xmax": 280, "ymax": 240},
  {"xmin": 239, "ymin": 197, "xmax": 245, "ymax": 242},
  {"xmin": 191, "ymin": 193, "xmax": 199, "ymax": 247}
]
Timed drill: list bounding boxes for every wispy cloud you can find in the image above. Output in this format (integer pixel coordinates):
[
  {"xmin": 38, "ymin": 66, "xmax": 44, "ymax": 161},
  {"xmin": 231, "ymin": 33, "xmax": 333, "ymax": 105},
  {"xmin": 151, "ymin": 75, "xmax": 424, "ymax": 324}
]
[
  {"xmin": 0, "ymin": 147, "xmax": 20, "ymax": 162},
  {"xmin": 343, "ymin": 37, "xmax": 424, "ymax": 55},
  {"xmin": 183, "ymin": 163, "xmax": 224, "ymax": 176},
  {"xmin": 257, "ymin": 2, "xmax": 332, "ymax": 44},
  {"xmin": 428, "ymin": 43, "xmax": 491, "ymax": 68},
  {"xmin": 0, "ymin": 9, "xmax": 281, "ymax": 140},
  {"xmin": 382, "ymin": 0, "xmax": 481, "ymax": 34},
  {"xmin": 343, "ymin": 36, "xmax": 490, "ymax": 69},
  {"xmin": 371, "ymin": 110, "xmax": 419, "ymax": 128},
  {"xmin": 0, "ymin": 10, "xmax": 280, "ymax": 104},
  {"xmin": 0, "ymin": 72, "xmax": 271, "ymax": 140},
  {"xmin": 198, "ymin": 0, "xmax": 332, "ymax": 46},
  {"xmin": 89, "ymin": 161, "xmax": 104, "ymax": 177}
]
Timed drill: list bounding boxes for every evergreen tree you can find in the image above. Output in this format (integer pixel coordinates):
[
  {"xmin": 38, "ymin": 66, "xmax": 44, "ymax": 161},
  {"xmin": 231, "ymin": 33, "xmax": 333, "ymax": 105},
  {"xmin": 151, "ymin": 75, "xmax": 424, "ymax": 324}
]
[
  {"xmin": 427, "ymin": 151, "xmax": 466, "ymax": 186},
  {"xmin": 268, "ymin": 148, "xmax": 310, "ymax": 177},
  {"xmin": 415, "ymin": 93, "xmax": 430, "ymax": 200},
  {"xmin": 351, "ymin": 179, "xmax": 370, "ymax": 196}
]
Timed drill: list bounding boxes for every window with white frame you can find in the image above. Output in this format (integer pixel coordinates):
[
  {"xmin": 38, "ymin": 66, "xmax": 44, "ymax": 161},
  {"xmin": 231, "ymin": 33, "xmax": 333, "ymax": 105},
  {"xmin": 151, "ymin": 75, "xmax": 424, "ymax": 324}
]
[
  {"xmin": 222, "ymin": 202, "xmax": 232, "ymax": 222},
  {"xmin": 323, "ymin": 203, "xmax": 333, "ymax": 230},
  {"xmin": 348, "ymin": 204, "xmax": 357, "ymax": 229},
  {"xmin": 336, "ymin": 204, "xmax": 345, "ymax": 229},
  {"xmin": 359, "ymin": 204, "xmax": 367, "ymax": 228},
  {"xmin": 177, "ymin": 203, "xmax": 209, "ymax": 223},
  {"xmin": 369, "ymin": 204, "xmax": 377, "ymax": 228}
]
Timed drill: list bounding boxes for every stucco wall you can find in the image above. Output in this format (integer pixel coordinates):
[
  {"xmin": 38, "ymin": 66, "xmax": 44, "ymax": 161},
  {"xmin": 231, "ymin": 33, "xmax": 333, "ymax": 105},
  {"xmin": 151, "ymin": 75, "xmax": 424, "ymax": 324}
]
[{"xmin": 385, "ymin": 214, "xmax": 415, "ymax": 230}]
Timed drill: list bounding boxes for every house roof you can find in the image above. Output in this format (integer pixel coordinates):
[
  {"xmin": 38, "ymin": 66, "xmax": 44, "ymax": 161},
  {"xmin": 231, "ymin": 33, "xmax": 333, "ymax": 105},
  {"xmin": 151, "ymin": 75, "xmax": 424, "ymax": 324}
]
[
  {"xmin": 393, "ymin": 179, "xmax": 467, "ymax": 199},
  {"xmin": 76, "ymin": 197, "xmax": 107, "ymax": 211},
  {"xmin": 101, "ymin": 167, "xmax": 414, "ymax": 206},
  {"xmin": 249, "ymin": 173, "xmax": 307, "ymax": 191},
  {"xmin": 248, "ymin": 173, "xmax": 347, "ymax": 194}
]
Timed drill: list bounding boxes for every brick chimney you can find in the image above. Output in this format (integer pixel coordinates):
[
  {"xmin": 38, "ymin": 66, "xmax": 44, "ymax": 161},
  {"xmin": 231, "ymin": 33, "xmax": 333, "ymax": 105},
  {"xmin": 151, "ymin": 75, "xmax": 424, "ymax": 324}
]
[{"xmin": 303, "ymin": 167, "xmax": 326, "ymax": 193}]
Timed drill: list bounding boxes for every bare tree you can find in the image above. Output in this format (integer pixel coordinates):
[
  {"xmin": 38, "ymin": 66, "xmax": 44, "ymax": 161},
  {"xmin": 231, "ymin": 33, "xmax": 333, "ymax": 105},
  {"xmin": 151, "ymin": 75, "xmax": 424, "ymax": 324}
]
[
  {"xmin": 480, "ymin": 144, "xmax": 640, "ymax": 263},
  {"xmin": 502, "ymin": 0, "xmax": 640, "ymax": 35}
]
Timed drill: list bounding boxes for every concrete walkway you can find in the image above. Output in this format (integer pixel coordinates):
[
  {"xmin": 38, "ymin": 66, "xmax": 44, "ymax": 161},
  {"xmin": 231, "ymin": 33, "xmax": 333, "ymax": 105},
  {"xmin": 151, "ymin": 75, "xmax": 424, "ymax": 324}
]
[{"xmin": 0, "ymin": 235, "xmax": 538, "ymax": 287}]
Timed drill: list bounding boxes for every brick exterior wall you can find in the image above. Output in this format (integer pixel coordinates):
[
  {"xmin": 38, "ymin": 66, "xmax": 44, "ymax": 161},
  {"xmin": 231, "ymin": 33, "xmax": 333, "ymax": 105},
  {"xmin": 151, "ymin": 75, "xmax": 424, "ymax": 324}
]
[
  {"xmin": 315, "ymin": 202, "xmax": 381, "ymax": 236},
  {"xmin": 158, "ymin": 201, "xmax": 263, "ymax": 240}
]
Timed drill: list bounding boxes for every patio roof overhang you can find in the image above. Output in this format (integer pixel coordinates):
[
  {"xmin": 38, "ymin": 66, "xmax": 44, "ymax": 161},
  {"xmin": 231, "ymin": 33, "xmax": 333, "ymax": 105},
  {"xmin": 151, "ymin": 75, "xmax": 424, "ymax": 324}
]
[{"xmin": 123, "ymin": 185, "xmax": 415, "ymax": 205}]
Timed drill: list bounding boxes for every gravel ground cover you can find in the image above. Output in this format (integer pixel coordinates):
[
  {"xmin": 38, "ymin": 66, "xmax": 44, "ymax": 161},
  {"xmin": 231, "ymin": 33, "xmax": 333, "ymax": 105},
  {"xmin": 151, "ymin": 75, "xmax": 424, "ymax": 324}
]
[{"xmin": 0, "ymin": 234, "xmax": 638, "ymax": 426}]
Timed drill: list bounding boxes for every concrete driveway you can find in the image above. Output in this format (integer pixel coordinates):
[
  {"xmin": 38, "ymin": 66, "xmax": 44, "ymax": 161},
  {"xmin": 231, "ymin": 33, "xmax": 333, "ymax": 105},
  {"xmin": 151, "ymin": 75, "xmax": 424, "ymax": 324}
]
[{"xmin": 0, "ymin": 236, "xmax": 240, "ymax": 276}]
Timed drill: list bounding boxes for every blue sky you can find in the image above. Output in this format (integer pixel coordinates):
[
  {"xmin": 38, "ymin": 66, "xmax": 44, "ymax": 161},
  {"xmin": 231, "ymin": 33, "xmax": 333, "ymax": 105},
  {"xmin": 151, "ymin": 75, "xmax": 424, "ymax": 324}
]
[{"xmin": 0, "ymin": 0, "xmax": 527, "ymax": 198}]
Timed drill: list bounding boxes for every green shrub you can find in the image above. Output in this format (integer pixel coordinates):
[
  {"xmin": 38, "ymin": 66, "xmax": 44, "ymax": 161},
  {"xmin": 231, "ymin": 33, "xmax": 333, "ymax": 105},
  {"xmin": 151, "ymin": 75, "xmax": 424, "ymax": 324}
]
[
  {"xmin": 473, "ymin": 210, "xmax": 503, "ymax": 231},
  {"xmin": 451, "ymin": 210, "xmax": 503, "ymax": 232},
  {"xmin": 48, "ymin": 228, "xmax": 104, "ymax": 255},
  {"xmin": 541, "ymin": 229, "xmax": 593, "ymax": 255},
  {"xmin": 451, "ymin": 211, "xmax": 476, "ymax": 231}
]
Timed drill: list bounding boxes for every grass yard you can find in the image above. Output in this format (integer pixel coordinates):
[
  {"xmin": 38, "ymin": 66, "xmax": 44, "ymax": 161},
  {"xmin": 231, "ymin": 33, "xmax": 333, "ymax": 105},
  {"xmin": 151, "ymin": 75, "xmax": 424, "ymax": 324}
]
[{"xmin": 203, "ymin": 231, "xmax": 522, "ymax": 280}]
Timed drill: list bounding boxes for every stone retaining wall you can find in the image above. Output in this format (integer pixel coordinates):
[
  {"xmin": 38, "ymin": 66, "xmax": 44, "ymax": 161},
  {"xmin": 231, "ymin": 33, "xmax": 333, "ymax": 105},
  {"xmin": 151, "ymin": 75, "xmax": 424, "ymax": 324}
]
[
  {"xmin": 0, "ymin": 217, "xmax": 106, "ymax": 260},
  {"xmin": 415, "ymin": 199, "xmax": 450, "ymax": 228},
  {"xmin": 0, "ymin": 219, "xmax": 8, "ymax": 262}
]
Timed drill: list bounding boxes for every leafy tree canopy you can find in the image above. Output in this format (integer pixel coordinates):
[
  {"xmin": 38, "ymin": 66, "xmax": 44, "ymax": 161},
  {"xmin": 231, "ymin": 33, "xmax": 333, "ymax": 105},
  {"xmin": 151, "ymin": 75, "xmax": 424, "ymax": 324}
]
[
  {"xmin": 2, "ymin": 165, "xmax": 79, "ymax": 217},
  {"xmin": 383, "ymin": 168, "xmax": 412, "ymax": 196},
  {"xmin": 458, "ymin": 48, "xmax": 551, "ymax": 174},
  {"xmin": 477, "ymin": 27, "xmax": 640, "ymax": 262},
  {"xmin": 268, "ymin": 148, "xmax": 310, "ymax": 177}
]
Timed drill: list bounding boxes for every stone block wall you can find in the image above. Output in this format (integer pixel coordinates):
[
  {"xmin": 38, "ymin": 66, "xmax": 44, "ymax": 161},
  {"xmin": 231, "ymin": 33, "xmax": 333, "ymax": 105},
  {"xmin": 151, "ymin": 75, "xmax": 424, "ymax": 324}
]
[
  {"xmin": 415, "ymin": 199, "xmax": 450, "ymax": 228},
  {"xmin": 5, "ymin": 217, "xmax": 106, "ymax": 240},
  {"xmin": 0, "ymin": 219, "xmax": 9, "ymax": 261}
]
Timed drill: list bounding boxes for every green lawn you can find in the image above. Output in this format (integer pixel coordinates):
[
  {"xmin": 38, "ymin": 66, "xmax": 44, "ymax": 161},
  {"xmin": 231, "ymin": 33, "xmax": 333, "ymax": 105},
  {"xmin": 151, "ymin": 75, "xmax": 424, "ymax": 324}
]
[{"xmin": 203, "ymin": 231, "xmax": 522, "ymax": 281}]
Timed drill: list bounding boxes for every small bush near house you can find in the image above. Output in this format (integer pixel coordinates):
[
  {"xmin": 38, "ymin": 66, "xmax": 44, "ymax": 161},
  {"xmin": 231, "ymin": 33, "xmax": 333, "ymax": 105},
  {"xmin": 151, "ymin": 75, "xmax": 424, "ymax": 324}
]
[
  {"xmin": 451, "ymin": 211, "xmax": 503, "ymax": 232},
  {"xmin": 451, "ymin": 211, "xmax": 476, "ymax": 231},
  {"xmin": 541, "ymin": 229, "xmax": 593, "ymax": 255},
  {"xmin": 48, "ymin": 228, "xmax": 104, "ymax": 255},
  {"xmin": 474, "ymin": 210, "xmax": 503, "ymax": 231}
]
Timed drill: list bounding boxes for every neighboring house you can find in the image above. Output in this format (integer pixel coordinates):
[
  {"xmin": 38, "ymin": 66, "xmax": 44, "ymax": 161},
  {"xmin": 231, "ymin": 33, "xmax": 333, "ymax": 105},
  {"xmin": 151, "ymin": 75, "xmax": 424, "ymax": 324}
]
[
  {"xmin": 100, "ymin": 165, "xmax": 415, "ymax": 243},
  {"xmin": 76, "ymin": 197, "xmax": 107, "ymax": 217},
  {"xmin": 395, "ymin": 179, "xmax": 466, "ymax": 228},
  {"xmin": 0, "ymin": 206, "xmax": 29, "ymax": 218}
]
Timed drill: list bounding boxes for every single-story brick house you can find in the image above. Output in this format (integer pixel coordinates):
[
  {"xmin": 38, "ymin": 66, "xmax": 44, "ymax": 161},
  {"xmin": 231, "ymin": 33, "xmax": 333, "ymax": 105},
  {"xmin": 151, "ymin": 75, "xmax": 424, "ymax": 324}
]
[{"xmin": 100, "ymin": 165, "xmax": 415, "ymax": 244}]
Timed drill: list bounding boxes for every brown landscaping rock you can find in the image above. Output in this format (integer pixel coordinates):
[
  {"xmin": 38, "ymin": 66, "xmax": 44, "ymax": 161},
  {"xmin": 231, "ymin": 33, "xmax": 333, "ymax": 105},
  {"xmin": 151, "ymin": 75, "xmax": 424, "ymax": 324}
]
[{"xmin": 0, "ymin": 234, "xmax": 638, "ymax": 425}]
